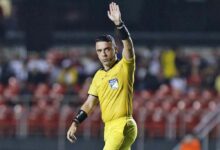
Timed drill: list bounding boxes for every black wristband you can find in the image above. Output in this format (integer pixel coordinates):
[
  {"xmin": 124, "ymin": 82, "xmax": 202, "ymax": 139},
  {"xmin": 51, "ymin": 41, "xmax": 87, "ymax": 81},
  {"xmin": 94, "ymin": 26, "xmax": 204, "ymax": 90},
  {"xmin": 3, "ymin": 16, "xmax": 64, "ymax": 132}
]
[
  {"xmin": 116, "ymin": 22, "xmax": 130, "ymax": 40},
  {"xmin": 116, "ymin": 21, "xmax": 124, "ymax": 28},
  {"xmin": 73, "ymin": 110, "xmax": 88, "ymax": 124}
]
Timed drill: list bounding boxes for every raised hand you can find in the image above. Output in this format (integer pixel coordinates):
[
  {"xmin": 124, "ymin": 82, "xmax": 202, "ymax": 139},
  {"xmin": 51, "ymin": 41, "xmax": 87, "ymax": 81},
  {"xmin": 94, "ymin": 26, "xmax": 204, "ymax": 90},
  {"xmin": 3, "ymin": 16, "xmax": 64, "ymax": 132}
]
[{"xmin": 107, "ymin": 2, "xmax": 122, "ymax": 26}]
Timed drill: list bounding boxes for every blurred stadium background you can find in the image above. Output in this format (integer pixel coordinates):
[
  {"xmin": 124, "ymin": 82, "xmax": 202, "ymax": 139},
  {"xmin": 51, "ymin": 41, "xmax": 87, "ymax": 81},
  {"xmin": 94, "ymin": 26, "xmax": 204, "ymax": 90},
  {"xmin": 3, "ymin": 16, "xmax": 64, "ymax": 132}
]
[{"xmin": 0, "ymin": 0, "xmax": 220, "ymax": 150}]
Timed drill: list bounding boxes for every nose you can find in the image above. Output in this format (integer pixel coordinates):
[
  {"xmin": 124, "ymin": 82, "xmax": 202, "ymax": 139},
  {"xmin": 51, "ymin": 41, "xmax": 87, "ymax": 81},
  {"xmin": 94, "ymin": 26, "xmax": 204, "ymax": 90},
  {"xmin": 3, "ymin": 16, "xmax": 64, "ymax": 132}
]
[{"xmin": 101, "ymin": 50, "xmax": 107, "ymax": 57}]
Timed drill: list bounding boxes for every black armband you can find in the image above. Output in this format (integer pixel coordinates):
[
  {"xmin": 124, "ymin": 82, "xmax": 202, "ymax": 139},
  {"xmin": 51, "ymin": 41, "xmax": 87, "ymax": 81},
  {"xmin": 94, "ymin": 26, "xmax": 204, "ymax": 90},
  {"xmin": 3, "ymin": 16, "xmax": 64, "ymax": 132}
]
[
  {"xmin": 73, "ymin": 110, "xmax": 88, "ymax": 124},
  {"xmin": 116, "ymin": 21, "xmax": 130, "ymax": 40}
]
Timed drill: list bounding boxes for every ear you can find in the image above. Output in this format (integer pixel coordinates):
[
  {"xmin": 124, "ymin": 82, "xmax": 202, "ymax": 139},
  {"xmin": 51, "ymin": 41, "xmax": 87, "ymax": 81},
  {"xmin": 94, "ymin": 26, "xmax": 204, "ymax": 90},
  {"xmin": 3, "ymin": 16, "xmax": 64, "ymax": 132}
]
[{"xmin": 114, "ymin": 46, "xmax": 119, "ymax": 54}]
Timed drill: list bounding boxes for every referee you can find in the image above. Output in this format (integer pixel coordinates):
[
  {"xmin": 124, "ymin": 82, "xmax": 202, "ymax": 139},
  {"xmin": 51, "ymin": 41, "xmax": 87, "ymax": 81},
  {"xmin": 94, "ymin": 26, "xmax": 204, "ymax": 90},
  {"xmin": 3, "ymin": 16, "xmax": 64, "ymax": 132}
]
[{"xmin": 67, "ymin": 2, "xmax": 137, "ymax": 150}]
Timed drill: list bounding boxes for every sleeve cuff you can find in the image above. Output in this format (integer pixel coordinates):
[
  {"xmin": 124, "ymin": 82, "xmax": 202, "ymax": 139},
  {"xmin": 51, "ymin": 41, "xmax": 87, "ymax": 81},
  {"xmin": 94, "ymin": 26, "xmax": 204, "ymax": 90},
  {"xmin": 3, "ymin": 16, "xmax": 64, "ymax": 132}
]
[
  {"xmin": 88, "ymin": 93, "xmax": 98, "ymax": 98},
  {"xmin": 122, "ymin": 55, "xmax": 135, "ymax": 63}
]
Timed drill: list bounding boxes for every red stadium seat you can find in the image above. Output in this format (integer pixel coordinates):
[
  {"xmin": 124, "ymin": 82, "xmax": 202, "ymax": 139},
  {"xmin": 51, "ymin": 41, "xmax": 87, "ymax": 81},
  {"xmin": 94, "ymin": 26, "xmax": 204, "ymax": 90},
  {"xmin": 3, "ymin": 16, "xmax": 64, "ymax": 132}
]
[
  {"xmin": 184, "ymin": 113, "xmax": 201, "ymax": 133},
  {"xmin": 0, "ymin": 97, "xmax": 5, "ymax": 105},
  {"xmin": 0, "ymin": 83, "xmax": 5, "ymax": 94},
  {"xmin": 42, "ymin": 105, "xmax": 59, "ymax": 137},
  {"xmin": 87, "ymin": 107, "xmax": 102, "ymax": 137},
  {"xmin": 59, "ymin": 105, "xmax": 86, "ymax": 136},
  {"xmin": 49, "ymin": 83, "xmax": 66, "ymax": 107},
  {"xmin": 175, "ymin": 111, "xmax": 201, "ymax": 137},
  {"xmin": 27, "ymin": 105, "xmax": 44, "ymax": 136},
  {"xmin": 0, "ymin": 105, "xmax": 16, "ymax": 137},
  {"xmin": 145, "ymin": 108, "xmax": 166, "ymax": 138},
  {"xmin": 60, "ymin": 105, "xmax": 76, "ymax": 129}
]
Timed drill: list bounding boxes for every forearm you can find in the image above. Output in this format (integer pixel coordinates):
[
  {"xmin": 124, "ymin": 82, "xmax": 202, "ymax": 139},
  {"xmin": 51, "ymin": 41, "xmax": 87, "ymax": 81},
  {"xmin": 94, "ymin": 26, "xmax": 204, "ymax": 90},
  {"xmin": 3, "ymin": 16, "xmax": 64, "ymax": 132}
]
[
  {"xmin": 122, "ymin": 37, "xmax": 134, "ymax": 59},
  {"xmin": 73, "ymin": 95, "xmax": 98, "ymax": 125},
  {"xmin": 115, "ymin": 21, "xmax": 135, "ymax": 59},
  {"xmin": 81, "ymin": 99, "xmax": 97, "ymax": 115}
]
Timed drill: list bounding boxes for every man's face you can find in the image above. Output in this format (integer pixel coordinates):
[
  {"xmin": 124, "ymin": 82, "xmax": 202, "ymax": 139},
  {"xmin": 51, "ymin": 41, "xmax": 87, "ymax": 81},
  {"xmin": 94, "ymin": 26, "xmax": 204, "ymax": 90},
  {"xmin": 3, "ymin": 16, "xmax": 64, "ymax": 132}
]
[{"xmin": 96, "ymin": 41, "xmax": 117, "ymax": 68}]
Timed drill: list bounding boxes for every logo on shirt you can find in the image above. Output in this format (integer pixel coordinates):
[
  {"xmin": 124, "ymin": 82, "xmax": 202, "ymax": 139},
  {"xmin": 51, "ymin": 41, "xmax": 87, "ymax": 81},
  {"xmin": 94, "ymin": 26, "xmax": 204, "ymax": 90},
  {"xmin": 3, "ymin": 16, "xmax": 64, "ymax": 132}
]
[{"xmin": 109, "ymin": 78, "xmax": 119, "ymax": 89}]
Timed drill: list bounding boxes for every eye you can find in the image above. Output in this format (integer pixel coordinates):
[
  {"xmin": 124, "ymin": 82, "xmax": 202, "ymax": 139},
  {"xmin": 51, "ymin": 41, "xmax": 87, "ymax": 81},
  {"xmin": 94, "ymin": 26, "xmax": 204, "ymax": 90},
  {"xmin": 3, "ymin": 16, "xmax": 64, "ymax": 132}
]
[
  {"xmin": 104, "ymin": 47, "xmax": 111, "ymax": 52},
  {"xmin": 96, "ymin": 49, "xmax": 102, "ymax": 53}
]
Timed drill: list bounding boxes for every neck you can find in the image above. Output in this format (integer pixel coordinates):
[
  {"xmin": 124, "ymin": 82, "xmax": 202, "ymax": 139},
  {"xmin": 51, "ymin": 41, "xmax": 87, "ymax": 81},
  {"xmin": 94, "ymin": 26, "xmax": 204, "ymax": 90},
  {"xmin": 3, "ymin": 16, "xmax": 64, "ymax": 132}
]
[{"xmin": 103, "ymin": 58, "xmax": 118, "ymax": 71}]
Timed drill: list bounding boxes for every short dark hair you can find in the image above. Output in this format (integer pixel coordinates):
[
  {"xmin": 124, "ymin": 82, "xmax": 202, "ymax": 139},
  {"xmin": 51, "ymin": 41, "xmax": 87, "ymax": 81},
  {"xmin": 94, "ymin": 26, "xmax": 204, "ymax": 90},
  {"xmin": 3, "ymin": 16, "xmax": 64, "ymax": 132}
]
[{"xmin": 95, "ymin": 34, "xmax": 116, "ymax": 47}]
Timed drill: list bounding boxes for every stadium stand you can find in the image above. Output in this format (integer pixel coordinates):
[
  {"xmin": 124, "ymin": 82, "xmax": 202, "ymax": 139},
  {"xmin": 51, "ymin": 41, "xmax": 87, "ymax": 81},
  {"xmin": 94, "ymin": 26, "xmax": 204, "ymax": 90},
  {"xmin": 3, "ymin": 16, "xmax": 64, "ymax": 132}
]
[{"xmin": 0, "ymin": 46, "xmax": 219, "ymax": 140}]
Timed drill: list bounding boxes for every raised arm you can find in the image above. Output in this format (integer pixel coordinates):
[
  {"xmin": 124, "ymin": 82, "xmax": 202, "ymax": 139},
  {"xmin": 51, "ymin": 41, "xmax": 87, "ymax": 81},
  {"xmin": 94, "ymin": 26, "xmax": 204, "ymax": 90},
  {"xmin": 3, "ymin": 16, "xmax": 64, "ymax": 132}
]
[
  {"xmin": 107, "ymin": 2, "xmax": 135, "ymax": 60},
  {"xmin": 67, "ymin": 95, "xmax": 99, "ymax": 143}
]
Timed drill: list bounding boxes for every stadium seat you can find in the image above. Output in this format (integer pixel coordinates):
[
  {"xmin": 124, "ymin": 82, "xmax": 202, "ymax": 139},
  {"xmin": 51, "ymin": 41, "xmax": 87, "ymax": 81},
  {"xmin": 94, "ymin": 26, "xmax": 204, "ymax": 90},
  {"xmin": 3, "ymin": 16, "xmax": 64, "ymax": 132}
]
[
  {"xmin": 27, "ymin": 105, "xmax": 44, "ymax": 136},
  {"xmin": 184, "ymin": 113, "xmax": 201, "ymax": 134},
  {"xmin": 59, "ymin": 105, "xmax": 85, "ymax": 136},
  {"xmin": 88, "ymin": 107, "xmax": 102, "ymax": 137},
  {"xmin": 145, "ymin": 107, "xmax": 166, "ymax": 138},
  {"xmin": 42, "ymin": 105, "xmax": 60, "ymax": 137},
  {"xmin": 0, "ymin": 83, "xmax": 5, "ymax": 95},
  {"xmin": 0, "ymin": 105, "xmax": 16, "ymax": 137}
]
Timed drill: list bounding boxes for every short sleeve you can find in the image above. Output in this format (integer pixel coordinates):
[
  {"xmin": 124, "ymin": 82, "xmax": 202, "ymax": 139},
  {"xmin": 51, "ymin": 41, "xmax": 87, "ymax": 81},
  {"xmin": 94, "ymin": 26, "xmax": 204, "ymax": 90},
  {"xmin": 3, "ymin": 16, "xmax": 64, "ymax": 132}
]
[
  {"xmin": 88, "ymin": 76, "xmax": 98, "ymax": 97},
  {"xmin": 122, "ymin": 55, "xmax": 135, "ymax": 64},
  {"xmin": 121, "ymin": 55, "xmax": 135, "ymax": 84}
]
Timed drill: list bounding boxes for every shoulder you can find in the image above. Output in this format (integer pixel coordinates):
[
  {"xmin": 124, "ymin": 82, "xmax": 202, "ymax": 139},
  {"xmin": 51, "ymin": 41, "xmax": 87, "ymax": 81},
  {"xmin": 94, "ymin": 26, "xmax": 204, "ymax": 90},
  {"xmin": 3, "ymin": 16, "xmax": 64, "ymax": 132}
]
[{"xmin": 92, "ymin": 69, "xmax": 103, "ymax": 80}]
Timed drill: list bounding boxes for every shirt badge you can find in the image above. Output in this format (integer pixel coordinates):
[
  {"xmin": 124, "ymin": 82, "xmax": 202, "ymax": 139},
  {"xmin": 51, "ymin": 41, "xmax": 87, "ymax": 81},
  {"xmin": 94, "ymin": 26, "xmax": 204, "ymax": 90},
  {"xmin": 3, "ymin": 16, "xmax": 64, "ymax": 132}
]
[{"xmin": 109, "ymin": 78, "xmax": 119, "ymax": 89}]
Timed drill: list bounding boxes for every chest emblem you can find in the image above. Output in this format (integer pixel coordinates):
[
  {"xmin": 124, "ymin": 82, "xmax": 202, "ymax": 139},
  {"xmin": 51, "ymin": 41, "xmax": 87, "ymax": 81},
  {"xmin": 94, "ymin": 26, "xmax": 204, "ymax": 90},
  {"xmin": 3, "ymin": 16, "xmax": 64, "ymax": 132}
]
[{"xmin": 109, "ymin": 78, "xmax": 119, "ymax": 89}]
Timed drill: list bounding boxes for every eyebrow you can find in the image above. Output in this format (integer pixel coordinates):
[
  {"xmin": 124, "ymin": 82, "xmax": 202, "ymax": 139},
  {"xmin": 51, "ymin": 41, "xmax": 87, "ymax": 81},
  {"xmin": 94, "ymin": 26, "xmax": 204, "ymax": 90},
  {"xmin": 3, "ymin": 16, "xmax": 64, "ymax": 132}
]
[{"xmin": 96, "ymin": 47, "xmax": 111, "ymax": 51}]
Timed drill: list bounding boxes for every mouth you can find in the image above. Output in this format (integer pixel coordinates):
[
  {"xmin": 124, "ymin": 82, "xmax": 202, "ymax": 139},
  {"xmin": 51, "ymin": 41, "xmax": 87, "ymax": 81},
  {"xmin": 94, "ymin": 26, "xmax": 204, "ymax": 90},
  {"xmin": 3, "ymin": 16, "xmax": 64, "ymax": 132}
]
[{"xmin": 102, "ymin": 59, "xmax": 109, "ymax": 62}]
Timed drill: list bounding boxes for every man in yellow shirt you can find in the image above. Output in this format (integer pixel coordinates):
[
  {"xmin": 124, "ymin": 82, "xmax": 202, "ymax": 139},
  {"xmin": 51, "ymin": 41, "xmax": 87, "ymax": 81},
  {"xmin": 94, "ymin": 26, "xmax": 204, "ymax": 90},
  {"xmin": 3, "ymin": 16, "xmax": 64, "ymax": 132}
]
[{"xmin": 67, "ymin": 2, "xmax": 137, "ymax": 150}]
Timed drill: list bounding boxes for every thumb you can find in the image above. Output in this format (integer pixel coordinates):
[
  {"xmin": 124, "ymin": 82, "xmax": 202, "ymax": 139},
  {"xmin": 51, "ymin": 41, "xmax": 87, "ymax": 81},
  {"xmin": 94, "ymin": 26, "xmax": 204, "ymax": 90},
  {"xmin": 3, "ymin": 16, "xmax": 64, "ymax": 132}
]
[{"xmin": 107, "ymin": 11, "xmax": 113, "ymax": 20}]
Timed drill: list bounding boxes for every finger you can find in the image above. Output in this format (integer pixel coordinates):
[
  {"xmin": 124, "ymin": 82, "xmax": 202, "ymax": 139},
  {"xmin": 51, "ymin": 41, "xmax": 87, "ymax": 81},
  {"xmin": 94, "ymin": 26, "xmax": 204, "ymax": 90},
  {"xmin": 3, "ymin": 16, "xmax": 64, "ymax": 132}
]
[
  {"xmin": 110, "ymin": 3, "xmax": 114, "ymax": 13},
  {"xmin": 107, "ymin": 11, "xmax": 114, "ymax": 21},
  {"xmin": 113, "ymin": 3, "xmax": 117, "ymax": 11},
  {"xmin": 111, "ymin": 2, "xmax": 115, "ymax": 9},
  {"xmin": 67, "ymin": 137, "xmax": 74, "ymax": 143},
  {"xmin": 70, "ymin": 130, "xmax": 77, "ymax": 140},
  {"xmin": 111, "ymin": 2, "xmax": 116, "ymax": 11},
  {"xmin": 67, "ymin": 132, "xmax": 77, "ymax": 143},
  {"xmin": 67, "ymin": 133, "xmax": 74, "ymax": 143},
  {"xmin": 111, "ymin": 2, "xmax": 115, "ymax": 6},
  {"xmin": 72, "ymin": 135, "xmax": 77, "ymax": 141},
  {"xmin": 107, "ymin": 11, "xmax": 111, "ymax": 18},
  {"xmin": 116, "ymin": 5, "xmax": 120, "ymax": 12}
]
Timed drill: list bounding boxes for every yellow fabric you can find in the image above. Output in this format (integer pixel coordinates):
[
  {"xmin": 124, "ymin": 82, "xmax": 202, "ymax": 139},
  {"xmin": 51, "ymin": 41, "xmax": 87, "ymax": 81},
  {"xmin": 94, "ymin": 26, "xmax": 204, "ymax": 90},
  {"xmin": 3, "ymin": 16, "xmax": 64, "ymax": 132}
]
[
  {"xmin": 215, "ymin": 75, "xmax": 220, "ymax": 93},
  {"xmin": 0, "ymin": 0, "xmax": 12, "ymax": 17},
  {"xmin": 161, "ymin": 49, "xmax": 177, "ymax": 79},
  {"xmin": 103, "ymin": 117, "xmax": 137, "ymax": 150},
  {"xmin": 58, "ymin": 68, "xmax": 78, "ymax": 85},
  {"xmin": 88, "ymin": 56, "xmax": 135, "ymax": 123}
]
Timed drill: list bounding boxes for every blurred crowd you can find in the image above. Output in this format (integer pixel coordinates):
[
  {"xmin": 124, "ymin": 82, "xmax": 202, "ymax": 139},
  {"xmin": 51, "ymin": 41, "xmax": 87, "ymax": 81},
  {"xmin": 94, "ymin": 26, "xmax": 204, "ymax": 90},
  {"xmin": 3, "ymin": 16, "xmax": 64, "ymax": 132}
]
[
  {"xmin": 136, "ymin": 47, "xmax": 220, "ymax": 94},
  {"xmin": 0, "ymin": 46, "xmax": 220, "ymax": 99},
  {"xmin": 0, "ymin": 46, "xmax": 220, "ymax": 138}
]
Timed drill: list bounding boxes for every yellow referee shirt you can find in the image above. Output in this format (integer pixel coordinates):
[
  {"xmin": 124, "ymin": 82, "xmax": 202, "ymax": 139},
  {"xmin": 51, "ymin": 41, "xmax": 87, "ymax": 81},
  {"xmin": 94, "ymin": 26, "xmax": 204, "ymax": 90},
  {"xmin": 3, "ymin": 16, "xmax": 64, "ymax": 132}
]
[{"xmin": 88, "ymin": 56, "xmax": 135, "ymax": 123}]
